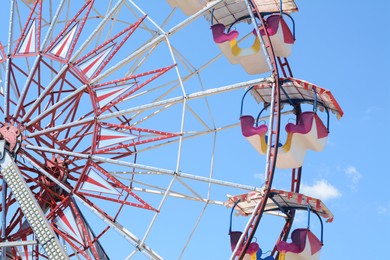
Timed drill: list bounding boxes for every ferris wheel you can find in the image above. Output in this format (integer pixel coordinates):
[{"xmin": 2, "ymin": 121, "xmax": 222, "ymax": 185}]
[{"xmin": 0, "ymin": 0, "xmax": 343, "ymax": 260}]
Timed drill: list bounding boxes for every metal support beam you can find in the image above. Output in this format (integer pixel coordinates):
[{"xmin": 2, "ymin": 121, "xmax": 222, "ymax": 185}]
[
  {"xmin": 0, "ymin": 240, "xmax": 38, "ymax": 248},
  {"xmin": 0, "ymin": 149, "xmax": 68, "ymax": 260}
]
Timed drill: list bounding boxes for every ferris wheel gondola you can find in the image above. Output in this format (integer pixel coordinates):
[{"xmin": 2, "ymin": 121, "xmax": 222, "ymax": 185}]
[
  {"xmin": 225, "ymin": 189, "xmax": 334, "ymax": 260},
  {"xmin": 240, "ymin": 77, "xmax": 343, "ymax": 169}
]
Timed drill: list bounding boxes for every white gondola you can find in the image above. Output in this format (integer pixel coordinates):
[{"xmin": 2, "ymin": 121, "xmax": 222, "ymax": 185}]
[
  {"xmin": 225, "ymin": 189, "xmax": 333, "ymax": 260},
  {"xmin": 240, "ymin": 78, "xmax": 343, "ymax": 169}
]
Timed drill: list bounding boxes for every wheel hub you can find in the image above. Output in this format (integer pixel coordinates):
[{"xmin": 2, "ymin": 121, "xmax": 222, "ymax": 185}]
[{"xmin": 0, "ymin": 124, "xmax": 22, "ymax": 153}]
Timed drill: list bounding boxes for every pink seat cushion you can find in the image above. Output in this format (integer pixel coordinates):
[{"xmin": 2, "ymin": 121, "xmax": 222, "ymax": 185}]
[
  {"xmin": 285, "ymin": 112, "xmax": 314, "ymax": 135},
  {"xmin": 266, "ymin": 15, "xmax": 294, "ymax": 44},
  {"xmin": 277, "ymin": 228, "xmax": 322, "ymax": 255},
  {"xmin": 211, "ymin": 23, "xmax": 239, "ymax": 44},
  {"xmin": 240, "ymin": 115, "xmax": 268, "ymax": 137},
  {"xmin": 285, "ymin": 112, "xmax": 328, "ymax": 139},
  {"xmin": 277, "ymin": 228, "xmax": 307, "ymax": 254},
  {"xmin": 229, "ymin": 231, "xmax": 259, "ymax": 255},
  {"xmin": 230, "ymin": 231, "xmax": 242, "ymax": 252}
]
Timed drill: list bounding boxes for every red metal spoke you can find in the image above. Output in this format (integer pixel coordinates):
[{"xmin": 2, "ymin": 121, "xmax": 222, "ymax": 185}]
[{"xmin": 95, "ymin": 121, "xmax": 179, "ymax": 154}]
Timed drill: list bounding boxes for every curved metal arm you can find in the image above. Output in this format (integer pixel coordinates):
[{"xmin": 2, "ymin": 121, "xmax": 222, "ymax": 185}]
[
  {"xmin": 313, "ymin": 211, "xmax": 324, "ymax": 245},
  {"xmin": 229, "ymin": 200, "xmax": 241, "ymax": 234},
  {"xmin": 240, "ymin": 86, "xmax": 255, "ymax": 117},
  {"xmin": 227, "ymin": 15, "xmax": 254, "ymax": 32},
  {"xmin": 256, "ymin": 104, "xmax": 270, "ymax": 126}
]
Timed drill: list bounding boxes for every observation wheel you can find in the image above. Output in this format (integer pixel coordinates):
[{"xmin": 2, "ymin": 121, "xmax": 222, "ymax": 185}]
[{"xmin": 0, "ymin": 1, "xmax": 269, "ymax": 259}]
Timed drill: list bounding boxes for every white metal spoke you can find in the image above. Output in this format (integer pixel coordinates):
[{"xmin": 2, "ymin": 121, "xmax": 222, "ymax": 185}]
[
  {"xmin": 27, "ymin": 79, "xmax": 265, "ymax": 138},
  {"xmin": 98, "ymin": 78, "xmax": 266, "ymax": 120},
  {"xmin": 24, "ymin": 144, "xmax": 261, "ymax": 192}
]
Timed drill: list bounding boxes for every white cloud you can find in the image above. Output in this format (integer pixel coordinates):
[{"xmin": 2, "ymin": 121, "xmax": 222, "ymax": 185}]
[
  {"xmin": 345, "ymin": 166, "xmax": 362, "ymax": 191},
  {"xmin": 300, "ymin": 179, "xmax": 341, "ymax": 201},
  {"xmin": 364, "ymin": 107, "xmax": 375, "ymax": 114},
  {"xmin": 377, "ymin": 205, "xmax": 389, "ymax": 215},
  {"xmin": 362, "ymin": 106, "xmax": 378, "ymax": 120}
]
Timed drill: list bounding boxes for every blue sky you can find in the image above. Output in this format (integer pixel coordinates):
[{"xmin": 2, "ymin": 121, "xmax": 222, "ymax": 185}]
[{"xmin": 1, "ymin": 1, "xmax": 389, "ymax": 259}]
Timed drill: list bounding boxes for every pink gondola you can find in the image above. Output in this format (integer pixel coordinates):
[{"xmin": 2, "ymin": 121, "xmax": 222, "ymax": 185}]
[
  {"xmin": 240, "ymin": 78, "xmax": 343, "ymax": 169},
  {"xmin": 225, "ymin": 190, "xmax": 334, "ymax": 260}
]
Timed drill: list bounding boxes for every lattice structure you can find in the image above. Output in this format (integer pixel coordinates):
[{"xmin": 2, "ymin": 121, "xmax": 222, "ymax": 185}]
[{"xmin": 0, "ymin": 1, "xmax": 342, "ymax": 259}]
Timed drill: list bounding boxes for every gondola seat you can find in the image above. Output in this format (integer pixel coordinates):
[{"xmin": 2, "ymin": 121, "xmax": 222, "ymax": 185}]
[
  {"xmin": 277, "ymin": 229, "xmax": 322, "ymax": 260},
  {"xmin": 262, "ymin": 15, "xmax": 294, "ymax": 57}
]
